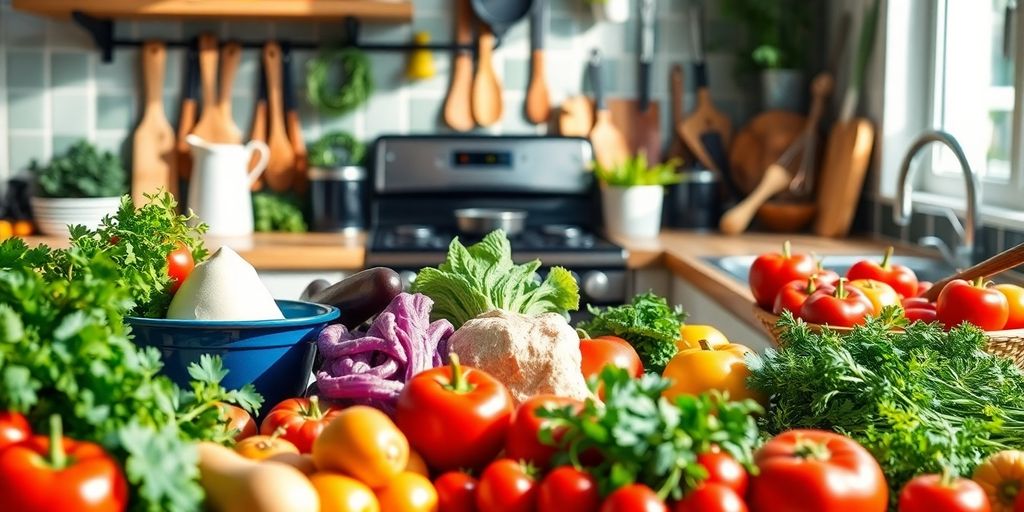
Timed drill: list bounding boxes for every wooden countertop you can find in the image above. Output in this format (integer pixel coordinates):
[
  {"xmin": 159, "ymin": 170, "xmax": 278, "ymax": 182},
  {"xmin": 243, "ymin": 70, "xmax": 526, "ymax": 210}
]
[{"xmin": 22, "ymin": 232, "xmax": 367, "ymax": 271}]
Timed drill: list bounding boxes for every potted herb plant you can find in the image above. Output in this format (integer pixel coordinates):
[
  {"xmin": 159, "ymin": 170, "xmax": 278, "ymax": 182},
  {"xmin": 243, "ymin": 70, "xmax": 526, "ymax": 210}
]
[
  {"xmin": 30, "ymin": 140, "xmax": 127, "ymax": 237},
  {"xmin": 721, "ymin": 0, "xmax": 813, "ymax": 111},
  {"xmin": 596, "ymin": 153, "xmax": 681, "ymax": 239},
  {"xmin": 585, "ymin": 0, "xmax": 630, "ymax": 23}
]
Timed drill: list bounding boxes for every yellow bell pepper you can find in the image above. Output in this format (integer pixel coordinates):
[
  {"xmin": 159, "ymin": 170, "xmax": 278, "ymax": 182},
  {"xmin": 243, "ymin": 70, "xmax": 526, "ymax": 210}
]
[
  {"xmin": 662, "ymin": 341, "xmax": 763, "ymax": 404},
  {"xmin": 677, "ymin": 324, "xmax": 729, "ymax": 351}
]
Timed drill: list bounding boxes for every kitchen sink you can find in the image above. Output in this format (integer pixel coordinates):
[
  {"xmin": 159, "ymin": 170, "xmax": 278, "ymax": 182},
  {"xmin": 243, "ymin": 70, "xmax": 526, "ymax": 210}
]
[{"xmin": 704, "ymin": 254, "xmax": 959, "ymax": 285}]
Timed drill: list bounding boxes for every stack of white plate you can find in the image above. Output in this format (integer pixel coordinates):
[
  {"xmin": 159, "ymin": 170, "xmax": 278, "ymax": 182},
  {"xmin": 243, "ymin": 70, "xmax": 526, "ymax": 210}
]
[{"xmin": 30, "ymin": 196, "xmax": 121, "ymax": 238}]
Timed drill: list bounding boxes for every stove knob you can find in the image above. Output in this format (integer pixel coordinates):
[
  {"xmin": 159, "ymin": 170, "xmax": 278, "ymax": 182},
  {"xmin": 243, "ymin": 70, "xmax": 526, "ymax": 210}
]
[
  {"xmin": 582, "ymin": 271, "xmax": 611, "ymax": 301},
  {"xmin": 399, "ymin": 271, "xmax": 418, "ymax": 291}
]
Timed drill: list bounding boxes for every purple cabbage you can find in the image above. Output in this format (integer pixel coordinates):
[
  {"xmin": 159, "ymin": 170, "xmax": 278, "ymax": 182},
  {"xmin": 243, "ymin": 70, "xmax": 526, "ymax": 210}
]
[{"xmin": 315, "ymin": 292, "xmax": 453, "ymax": 413}]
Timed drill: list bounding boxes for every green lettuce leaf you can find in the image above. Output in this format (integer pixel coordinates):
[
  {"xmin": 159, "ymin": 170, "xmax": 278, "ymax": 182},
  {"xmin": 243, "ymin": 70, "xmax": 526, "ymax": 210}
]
[{"xmin": 412, "ymin": 230, "xmax": 580, "ymax": 327}]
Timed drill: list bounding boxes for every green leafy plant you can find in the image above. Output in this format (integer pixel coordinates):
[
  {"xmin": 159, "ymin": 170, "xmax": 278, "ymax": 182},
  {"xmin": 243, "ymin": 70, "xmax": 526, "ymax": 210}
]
[
  {"xmin": 578, "ymin": 292, "xmax": 687, "ymax": 373},
  {"xmin": 538, "ymin": 366, "xmax": 762, "ymax": 500},
  {"xmin": 0, "ymin": 192, "xmax": 261, "ymax": 512},
  {"xmin": 748, "ymin": 307, "xmax": 1024, "ymax": 500},
  {"xmin": 720, "ymin": 0, "xmax": 812, "ymax": 71},
  {"xmin": 594, "ymin": 153, "xmax": 682, "ymax": 188},
  {"xmin": 30, "ymin": 140, "xmax": 127, "ymax": 198},
  {"xmin": 412, "ymin": 229, "xmax": 580, "ymax": 328},
  {"xmin": 308, "ymin": 131, "xmax": 366, "ymax": 167},
  {"xmin": 253, "ymin": 192, "xmax": 308, "ymax": 233}
]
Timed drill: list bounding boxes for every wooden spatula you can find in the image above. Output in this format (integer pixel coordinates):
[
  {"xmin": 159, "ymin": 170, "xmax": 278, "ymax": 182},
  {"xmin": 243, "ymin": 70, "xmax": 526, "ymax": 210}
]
[
  {"xmin": 924, "ymin": 243, "xmax": 1024, "ymax": 302},
  {"xmin": 444, "ymin": 0, "xmax": 475, "ymax": 131},
  {"xmin": 263, "ymin": 41, "xmax": 296, "ymax": 192},
  {"xmin": 132, "ymin": 41, "xmax": 176, "ymax": 205},
  {"xmin": 588, "ymin": 50, "xmax": 629, "ymax": 169},
  {"xmin": 471, "ymin": 26, "xmax": 503, "ymax": 126},
  {"xmin": 213, "ymin": 41, "xmax": 243, "ymax": 144},
  {"xmin": 188, "ymin": 34, "xmax": 222, "ymax": 142}
]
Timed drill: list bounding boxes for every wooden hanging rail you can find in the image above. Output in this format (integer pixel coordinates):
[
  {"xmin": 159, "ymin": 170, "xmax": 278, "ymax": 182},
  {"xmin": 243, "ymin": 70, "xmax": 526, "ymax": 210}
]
[{"xmin": 11, "ymin": 0, "xmax": 413, "ymax": 22}]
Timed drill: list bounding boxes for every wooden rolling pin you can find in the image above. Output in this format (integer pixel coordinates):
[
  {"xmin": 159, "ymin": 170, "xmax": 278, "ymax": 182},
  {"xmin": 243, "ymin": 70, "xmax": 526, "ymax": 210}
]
[{"xmin": 924, "ymin": 243, "xmax": 1024, "ymax": 301}]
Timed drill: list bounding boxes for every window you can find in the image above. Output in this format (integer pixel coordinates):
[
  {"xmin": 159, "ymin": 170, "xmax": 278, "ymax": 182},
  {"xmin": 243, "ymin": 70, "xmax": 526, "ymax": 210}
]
[{"xmin": 921, "ymin": 0, "xmax": 1022, "ymax": 210}]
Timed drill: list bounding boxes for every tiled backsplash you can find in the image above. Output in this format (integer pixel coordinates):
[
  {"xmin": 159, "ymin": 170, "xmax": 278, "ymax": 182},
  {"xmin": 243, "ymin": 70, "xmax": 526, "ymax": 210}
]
[{"xmin": 0, "ymin": 0, "xmax": 757, "ymax": 183}]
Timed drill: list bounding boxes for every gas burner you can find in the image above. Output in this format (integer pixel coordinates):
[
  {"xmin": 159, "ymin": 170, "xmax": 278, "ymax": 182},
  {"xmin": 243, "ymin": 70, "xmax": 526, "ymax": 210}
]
[
  {"xmin": 394, "ymin": 224, "xmax": 434, "ymax": 239},
  {"xmin": 542, "ymin": 224, "xmax": 583, "ymax": 239}
]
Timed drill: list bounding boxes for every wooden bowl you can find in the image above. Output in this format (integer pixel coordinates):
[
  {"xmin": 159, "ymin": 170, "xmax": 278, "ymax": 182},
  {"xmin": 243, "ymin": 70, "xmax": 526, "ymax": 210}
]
[{"xmin": 756, "ymin": 201, "xmax": 817, "ymax": 232}]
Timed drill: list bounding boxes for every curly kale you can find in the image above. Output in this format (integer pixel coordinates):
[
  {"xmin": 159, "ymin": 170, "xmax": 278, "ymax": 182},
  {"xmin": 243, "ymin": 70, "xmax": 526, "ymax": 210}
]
[{"xmin": 578, "ymin": 292, "xmax": 687, "ymax": 373}]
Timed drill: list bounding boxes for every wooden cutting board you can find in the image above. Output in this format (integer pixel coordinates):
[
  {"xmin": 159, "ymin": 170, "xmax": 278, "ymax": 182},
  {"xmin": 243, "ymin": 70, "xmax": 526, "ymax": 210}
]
[
  {"xmin": 813, "ymin": 118, "xmax": 875, "ymax": 237},
  {"xmin": 132, "ymin": 41, "xmax": 176, "ymax": 205},
  {"xmin": 608, "ymin": 98, "xmax": 661, "ymax": 162},
  {"xmin": 729, "ymin": 111, "xmax": 805, "ymax": 194}
]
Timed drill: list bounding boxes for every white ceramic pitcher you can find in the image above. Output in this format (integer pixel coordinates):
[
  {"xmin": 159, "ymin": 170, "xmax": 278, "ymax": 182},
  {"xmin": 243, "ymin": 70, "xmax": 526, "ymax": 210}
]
[{"xmin": 186, "ymin": 135, "xmax": 270, "ymax": 236}]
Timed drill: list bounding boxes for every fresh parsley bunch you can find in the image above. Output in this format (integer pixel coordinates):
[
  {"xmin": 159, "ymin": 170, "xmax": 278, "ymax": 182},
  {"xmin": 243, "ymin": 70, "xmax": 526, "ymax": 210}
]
[
  {"xmin": 578, "ymin": 292, "xmax": 688, "ymax": 373},
  {"xmin": 748, "ymin": 307, "xmax": 1024, "ymax": 498},
  {"xmin": 538, "ymin": 366, "xmax": 762, "ymax": 500},
  {"xmin": 30, "ymin": 139, "xmax": 126, "ymax": 198}
]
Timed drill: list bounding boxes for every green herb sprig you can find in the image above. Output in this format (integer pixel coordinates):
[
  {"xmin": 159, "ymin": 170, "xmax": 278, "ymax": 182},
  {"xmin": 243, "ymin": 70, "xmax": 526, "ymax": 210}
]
[
  {"xmin": 594, "ymin": 152, "xmax": 682, "ymax": 187},
  {"xmin": 31, "ymin": 140, "xmax": 127, "ymax": 198},
  {"xmin": 748, "ymin": 307, "xmax": 1024, "ymax": 498},
  {"xmin": 578, "ymin": 292, "xmax": 687, "ymax": 373},
  {"xmin": 538, "ymin": 366, "xmax": 763, "ymax": 500}
]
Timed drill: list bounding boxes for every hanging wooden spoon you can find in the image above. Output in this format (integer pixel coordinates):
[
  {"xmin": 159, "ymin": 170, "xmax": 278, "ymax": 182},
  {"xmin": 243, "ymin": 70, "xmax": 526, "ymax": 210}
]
[
  {"xmin": 471, "ymin": 25, "xmax": 503, "ymax": 126},
  {"xmin": 248, "ymin": 56, "xmax": 268, "ymax": 191},
  {"xmin": 175, "ymin": 44, "xmax": 199, "ymax": 181},
  {"xmin": 282, "ymin": 43, "xmax": 308, "ymax": 194},
  {"xmin": 444, "ymin": 0, "xmax": 475, "ymax": 131},
  {"xmin": 524, "ymin": 0, "xmax": 550, "ymax": 124},
  {"xmin": 262, "ymin": 42, "xmax": 295, "ymax": 192},
  {"xmin": 188, "ymin": 34, "xmax": 222, "ymax": 142},
  {"xmin": 213, "ymin": 41, "xmax": 243, "ymax": 144},
  {"xmin": 132, "ymin": 41, "xmax": 176, "ymax": 205}
]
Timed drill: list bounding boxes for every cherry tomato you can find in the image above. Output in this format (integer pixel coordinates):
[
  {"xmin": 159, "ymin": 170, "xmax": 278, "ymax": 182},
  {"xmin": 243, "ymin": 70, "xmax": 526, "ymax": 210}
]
[
  {"xmin": 581, "ymin": 336, "xmax": 644, "ymax": 380},
  {"xmin": 773, "ymin": 278, "xmax": 830, "ymax": 316},
  {"xmin": 673, "ymin": 483, "xmax": 747, "ymax": 512},
  {"xmin": 0, "ymin": 411, "xmax": 30, "ymax": 450},
  {"xmin": 505, "ymin": 395, "xmax": 582, "ymax": 469},
  {"xmin": 847, "ymin": 246, "xmax": 919, "ymax": 298},
  {"xmin": 906, "ymin": 308, "xmax": 939, "ymax": 324},
  {"xmin": 435, "ymin": 471, "xmax": 477, "ymax": 512},
  {"xmin": 848, "ymin": 279, "xmax": 901, "ymax": 315},
  {"xmin": 936, "ymin": 278, "xmax": 1009, "ymax": 331},
  {"xmin": 166, "ymin": 243, "xmax": 195, "ymax": 293},
  {"xmin": 898, "ymin": 473, "xmax": 990, "ymax": 512},
  {"xmin": 600, "ymin": 484, "xmax": 667, "ymax": 512},
  {"xmin": 799, "ymin": 278, "xmax": 874, "ymax": 327},
  {"xmin": 476, "ymin": 459, "xmax": 538, "ymax": 512},
  {"xmin": 749, "ymin": 241, "xmax": 816, "ymax": 309},
  {"xmin": 750, "ymin": 429, "xmax": 888, "ymax": 512},
  {"xmin": 396, "ymin": 355, "xmax": 513, "ymax": 473},
  {"xmin": 996, "ymin": 284, "xmax": 1024, "ymax": 329},
  {"xmin": 259, "ymin": 396, "xmax": 344, "ymax": 454},
  {"xmin": 217, "ymin": 402, "xmax": 257, "ymax": 441},
  {"xmin": 698, "ymin": 450, "xmax": 749, "ymax": 496},
  {"xmin": 538, "ymin": 467, "xmax": 600, "ymax": 512}
]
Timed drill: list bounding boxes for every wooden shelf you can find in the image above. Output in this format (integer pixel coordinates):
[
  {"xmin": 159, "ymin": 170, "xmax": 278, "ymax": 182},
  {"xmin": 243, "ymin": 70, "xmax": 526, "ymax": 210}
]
[{"xmin": 12, "ymin": 0, "xmax": 413, "ymax": 22}]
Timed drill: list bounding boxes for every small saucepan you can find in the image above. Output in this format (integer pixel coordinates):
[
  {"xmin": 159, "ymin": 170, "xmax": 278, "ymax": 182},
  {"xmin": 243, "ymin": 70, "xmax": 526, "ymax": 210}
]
[{"xmin": 455, "ymin": 208, "xmax": 527, "ymax": 235}]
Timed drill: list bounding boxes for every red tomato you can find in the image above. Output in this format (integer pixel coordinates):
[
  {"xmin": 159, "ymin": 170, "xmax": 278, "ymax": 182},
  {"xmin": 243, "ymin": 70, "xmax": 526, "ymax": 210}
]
[
  {"xmin": 917, "ymin": 281, "xmax": 934, "ymax": 297},
  {"xmin": 505, "ymin": 395, "xmax": 582, "ymax": 469},
  {"xmin": 813, "ymin": 260, "xmax": 841, "ymax": 286},
  {"xmin": 435, "ymin": 471, "xmax": 477, "ymax": 512},
  {"xmin": 396, "ymin": 355, "xmax": 514, "ymax": 472},
  {"xmin": 538, "ymin": 467, "xmax": 600, "ymax": 512},
  {"xmin": 600, "ymin": 484, "xmax": 668, "ymax": 512},
  {"xmin": 581, "ymin": 336, "xmax": 644, "ymax": 379},
  {"xmin": 749, "ymin": 429, "xmax": 888, "ymax": 512},
  {"xmin": 902, "ymin": 297, "xmax": 935, "ymax": 310},
  {"xmin": 898, "ymin": 473, "xmax": 990, "ymax": 512},
  {"xmin": 773, "ymin": 278, "xmax": 831, "ymax": 316},
  {"xmin": 936, "ymin": 279, "xmax": 1009, "ymax": 331},
  {"xmin": 749, "ymin": 241, "xmax": 816, "ymax": 309},
  {"xmin": 476, "ymin": 459, "xmax": 538, "ymax": 512},
  {"xmin": 259, "ymin": 396, "xmax": 343, "ymax": 454},
  {"xmin": 906, "ymin": 308, "xmax": 939, "ymax": 324},
  {"xmin": 218, "ymin": 402, "xmax": 257, "ymax": 441},
  {"xmin": 799, "ymin": 279, "xmax": 874, "ymax": 327},
  {"xmin": 846, "ymin": 246, "xmax": 919, "ymax": 298},
  {"xmin": 697, "ymin": 450, "xmax": 749, "ymax": 496},
  {"xmin": 1015, "ymin": 491, "xmax": 1024, "ymax": 512},
  {"xmin": 166, "ymin": 243, "xmax": 195, "ymax": 293},
  {"xmin": 673, "ymin": 483, "xmax": 747, "ymax": 512},
  {"xmin": 0, "ymin": 411, "xmax": 30, "ymax": 450},
  {"xmin": 996, "ymin": 284, "xmax": 1024, "ymax": 329}
]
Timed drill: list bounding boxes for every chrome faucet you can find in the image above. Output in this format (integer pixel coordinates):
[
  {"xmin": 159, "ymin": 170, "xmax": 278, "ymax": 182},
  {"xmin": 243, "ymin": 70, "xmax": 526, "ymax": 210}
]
[{"xmin": 893, "ymin": 130, "xmax": 980, "ymax": 269}]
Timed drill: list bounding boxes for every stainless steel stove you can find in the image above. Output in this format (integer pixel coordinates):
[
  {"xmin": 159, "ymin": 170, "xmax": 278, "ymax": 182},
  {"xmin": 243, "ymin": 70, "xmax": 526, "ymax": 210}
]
[{"xmin": 364, "ymin": 135, "xmax": 629, "ymax": 311}]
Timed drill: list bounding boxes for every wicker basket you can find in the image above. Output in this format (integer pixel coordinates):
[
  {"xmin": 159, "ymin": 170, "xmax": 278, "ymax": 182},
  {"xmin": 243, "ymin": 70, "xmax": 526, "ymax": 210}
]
[{"xmin": 752, "ymin": 305, "xmax": 1024, "ymax": 369}]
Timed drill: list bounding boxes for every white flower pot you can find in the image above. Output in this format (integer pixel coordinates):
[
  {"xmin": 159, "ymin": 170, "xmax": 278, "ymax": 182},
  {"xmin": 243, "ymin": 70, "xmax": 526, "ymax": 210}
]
[
  {"xmin": 601, "ymin": 185, "xmax": 664, "ymax": 239},
  {"xmin": 591, "ymin": 0, "xmax": 630, "ymax": 23},
  {"xmin": 30, "ymin": 196, "xmax": 121, "ymax": 238}
]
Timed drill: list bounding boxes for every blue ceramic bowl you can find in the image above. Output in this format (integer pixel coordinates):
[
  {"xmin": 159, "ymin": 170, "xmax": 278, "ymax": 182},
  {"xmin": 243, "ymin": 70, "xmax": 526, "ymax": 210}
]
[{"xmin": 127, "ymin": 300, "xmax": 339, "ymax": 414}]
